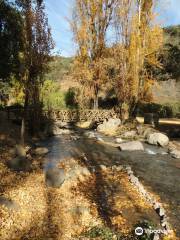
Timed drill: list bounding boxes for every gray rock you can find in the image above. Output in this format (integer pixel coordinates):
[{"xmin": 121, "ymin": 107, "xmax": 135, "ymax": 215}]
[
  {"xmin": 50, "ymin": 124, "xmax": 72, "ymax": 135},
  {"xmin": 119, "ymin": 141, "xmax": 144, "ymax": 151},
  {"xmin": 97, "ymin": 118, "xmax": 121, "ymax": 133},
  {"xmin": 56, "ymin": 121, "xmax": 69, "ymax": 128},
  {"xmin": 129, "ymin": 175, "xmax": 139, "ymax": 185},
  {"xmin": 34, "ymin": 147, "xmax": 49, "ymax": 156},
  {"xmin": 0, "ymin": 196, "xmax": 19, "ymax": 211},
  {"xmin": 147, "ymin": 133, "xmax": 169, "ymax": 147},
  {"xmin": 153, "ymin": 202, "xmax": 160, "ymax": 210},
  {"xmin": 45, "ymin": 168, "xmax": 65, "ymax": 188},
  {"xmin": 100, "ymin": 165, "xmax": 107, "ymax": 171},
  {"xmin": 7, "ymin": 156, "xmax": 31, "ymax": 172},
  {"xmin": 122, "ymin": 130, "xmax": 137, "ymax": 138},
  {"xmin": 96, "ymin": 137, "xmax": 103, "ymax": 142},
  {"xmin": 143, "ymin": 127, "xmax": 155, "ymax": 138},
  {"xmin": 138, "ymin": 184, "xmax": 146, "ymax": 196},
  {"xmin": 159, "ymin": 207, "xmax": 165, "ymax": 217},
  {"xmin": 170, "ymin": 149, "xmax": 180, "ymax": 159},
  {"xmin": 112, "ymin": 165, "xmax": 123, "ymax": 172},
  {"xmin": 125, "ymin": 166, "xmax": 132, "ymax": 171},
  {"xmin": 84, "ymin": 131, "xmax": 96, "ymax": 138},
  {"xmin": 115, "ymin": 138, "xmax": 123, "ymax": 143}
]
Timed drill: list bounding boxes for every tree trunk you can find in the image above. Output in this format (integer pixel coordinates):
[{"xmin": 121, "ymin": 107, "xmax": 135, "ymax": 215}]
[
  {"xmin": 93, "ymin": 96, "xmax": 99, "ymax": 109},
  {"xmin": 20, "ymin": 89, "xmax": 29, "ymax": 146}
]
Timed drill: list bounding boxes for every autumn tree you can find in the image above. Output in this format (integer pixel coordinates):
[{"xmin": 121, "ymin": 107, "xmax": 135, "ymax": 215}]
[
  {"xmin": 113, "ymin": 0, "xmax": 163, "ymax": 118},
  {"xmin": 15, "ymin": 0, "xmax": 53, "ymax": 143},
  {"xmin": 72, "ymin": 0, "xmax": 117, "ymax": 109}
]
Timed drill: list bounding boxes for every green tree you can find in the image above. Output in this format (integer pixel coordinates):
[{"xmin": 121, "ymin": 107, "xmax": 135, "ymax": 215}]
[
  {"xmin": 15, "ymin": 0, "xmax": 54, "ymax": 143},
  {"xmin": 0, "ymin": 0, "xmax": 23, "ymax": 81}
]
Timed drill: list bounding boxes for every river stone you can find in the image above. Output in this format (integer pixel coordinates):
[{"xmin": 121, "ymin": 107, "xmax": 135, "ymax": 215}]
[
  {"xmin": 84, "ymin": 131, "xmax": 96, "ymax": 138},
  {"xmin": 96, "ymin": 137, "xmax": 103, "ymax": 142},
  {"xmin": 56, "ymin": 121, "xmax": 69, "ymax": 128},
  {"xmin": 122, "ymin": 130, "xmax": 137, "ymax": 139},
  {"xmin": 115, "ymin": 138, "xmax": 123, "ymax": 144},
  {"xmin": 97, "ymin": 118, "xmax": 121, "ymax": 133},
  {"xmin": 7, "ymin": 156, "xmax": 31, "ymax": 172},
  {"xmin": 76, "ymin": 121, "xmax": 94, "ymax": 129},
  {"xmin": 147, "ymin": 133, "xmax": 169, "ymax": 147},
  {"xmin": 119, "ymin": 141, "xmax": 144, "ymax": 151},
  {"xmin": 45, "ymin": 168, "xmax": 65, "ymax": 188},
  {"xmin": 34, "ymin": 147, "xmax": 49, "ymax": 156},
  {"xmin": 170, "ymin": 149, "xmax": 180, "ymax": 159},
  {"xmin": 0, "ymin": 196, "xmax": 19, "ymax": 211}
]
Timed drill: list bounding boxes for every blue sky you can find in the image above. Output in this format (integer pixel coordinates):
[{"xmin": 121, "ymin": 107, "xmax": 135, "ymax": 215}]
[{"xmin": 45, "ymin": 0, "xmax": 180, "ymax": 57}]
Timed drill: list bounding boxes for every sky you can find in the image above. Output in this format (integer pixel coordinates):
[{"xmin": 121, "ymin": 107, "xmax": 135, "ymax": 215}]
[{"xmin": 45, "ymin": 0, "xmax": 180, "ymax": 57}]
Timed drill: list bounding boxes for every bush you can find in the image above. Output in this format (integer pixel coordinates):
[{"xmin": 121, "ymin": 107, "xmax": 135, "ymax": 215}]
[
  {"xmin": 41, "ymin": 80, "xmax": 78, "ymax": 110},
  {"xmin": 137, "ymin": 102, "xmax": 180, "ymax": 118}
]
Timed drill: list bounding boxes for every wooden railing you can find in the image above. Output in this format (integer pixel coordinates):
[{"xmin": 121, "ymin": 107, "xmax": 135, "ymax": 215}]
[{"xmin": 4, "ymin": 108, "xmax": 118, "ymax": 122}]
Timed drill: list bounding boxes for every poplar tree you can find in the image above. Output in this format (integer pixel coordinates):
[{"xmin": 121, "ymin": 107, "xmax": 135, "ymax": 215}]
[
  {"xmin": 15, "ymin": 0, "xmax": 53, "ymax": 143},
  {"xmin": 114, "ymin": 0, "xmax": 163, "ymax": 118},
  {"xmin": 72, "ymin": 0, "xmax": 117, "ymax": 109}
]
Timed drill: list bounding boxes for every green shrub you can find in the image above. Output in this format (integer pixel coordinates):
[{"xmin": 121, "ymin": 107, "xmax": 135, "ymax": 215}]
[
  {"xmin": 41, "ymin": 80, "xmax": 78, "ymax": 110},
  {"xmin": 83, "ymin": 226, "xmax": 117, "ymax": 240},
  {"xmin": 138, "ymin": 102, "xmax": 180, "ymax": 118}
]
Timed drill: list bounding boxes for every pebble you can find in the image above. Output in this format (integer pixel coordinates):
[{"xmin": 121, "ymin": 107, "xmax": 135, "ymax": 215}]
[{"xmin": 100, "ymin": 165, "xmax": 107, "ymax": 171}]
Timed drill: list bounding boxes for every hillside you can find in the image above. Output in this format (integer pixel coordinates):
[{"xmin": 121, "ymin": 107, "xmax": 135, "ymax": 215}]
[{"xmin": 45, "ymin": 56, "xmax": 73, "ymax": 82}]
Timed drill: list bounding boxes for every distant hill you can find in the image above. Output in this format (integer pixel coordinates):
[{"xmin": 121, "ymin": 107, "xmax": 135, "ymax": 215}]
[{"xmin": 45, "ymin": 56, "xmax": 73, "ymax": 82}]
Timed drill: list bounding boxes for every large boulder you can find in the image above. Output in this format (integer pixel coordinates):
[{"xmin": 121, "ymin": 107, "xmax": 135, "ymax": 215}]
[
  {"xmin": 45, "ymin": 168, "xmax": 65, "ymax": 188},
  {"xmin": 119, "ymin": 141, "xmax": 144, "ymax": 151},
  {"xmin": 147, "ymin": 133, "xmax": 169, "ymax": 147},
  {"xmin": 97, "ymin": 118, "xmax": 121, "ymax": 134}
]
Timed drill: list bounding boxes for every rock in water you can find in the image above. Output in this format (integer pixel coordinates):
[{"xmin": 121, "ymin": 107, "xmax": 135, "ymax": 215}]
[
  {"xmin": 115, "ymin": 138, "xmax": 123, "ymax": 144},
  {"xmin": 122, "ymin": 130, "xmax": 137, "ymax": 139},
  {"xmin": 170, "ymin": 149, "xmax": 180, "ymax": 159},
  {"xmin": 119, "ymin": 141, "xmax": 144, "ymax": 151},
  {"xmin": 147, "ymin": 133, "xmax": 169, "ymax": 147},
  {"xmin": 34, "ymin": 147, "xmax": 49, "ymax": 156},
  {"xmin": 45, "ymin": 168, "xmax": 65, "ymax": 188},
  {"xmin": 76, "ymin": 121, "xmax": 94, "ymax": 129}
]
